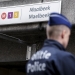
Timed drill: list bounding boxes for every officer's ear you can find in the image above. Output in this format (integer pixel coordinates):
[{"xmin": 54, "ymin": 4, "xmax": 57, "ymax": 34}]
[{"xmin": 61, "ymin": 30, "xmax": 66, "ymax": 39}]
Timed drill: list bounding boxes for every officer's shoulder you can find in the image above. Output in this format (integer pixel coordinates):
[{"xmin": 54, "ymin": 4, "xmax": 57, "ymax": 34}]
[{"xmin": 55, "ymin": 50, "xmax": 75, "ymax": 60}]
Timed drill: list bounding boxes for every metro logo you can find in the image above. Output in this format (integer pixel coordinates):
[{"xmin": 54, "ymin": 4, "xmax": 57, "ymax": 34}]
[
  {"xmin": 1, "ymin": 13, "xmax": 6, "ymax": 19},
  {"xmin": 1, "ymin": 11, "xmax": 19, "ymax": 20}
]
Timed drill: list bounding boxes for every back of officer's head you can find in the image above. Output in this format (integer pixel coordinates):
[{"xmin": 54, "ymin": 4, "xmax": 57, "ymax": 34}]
[{"xmin": 47, "ymin": 12, "xmax": 72, "ymax": 48}]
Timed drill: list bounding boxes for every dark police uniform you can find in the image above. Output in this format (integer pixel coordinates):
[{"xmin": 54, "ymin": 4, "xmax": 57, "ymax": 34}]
[
  {"xmin": 26, "ymin": 12, "xmax": 75, "ymax": 75},
  {"xmin": 26, "ymin": 39, "xmax": 75, "ymax": 75}
]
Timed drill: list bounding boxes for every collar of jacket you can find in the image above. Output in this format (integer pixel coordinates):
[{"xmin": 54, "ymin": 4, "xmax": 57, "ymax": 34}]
[{"xmin": 43, "ymin": 39, "xmax": 66, "ymax": 51}]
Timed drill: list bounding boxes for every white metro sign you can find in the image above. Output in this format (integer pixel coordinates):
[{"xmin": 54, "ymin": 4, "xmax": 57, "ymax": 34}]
[{"xmin": 0, "ymin": 0, "xmax": 61, "ymax": 25}]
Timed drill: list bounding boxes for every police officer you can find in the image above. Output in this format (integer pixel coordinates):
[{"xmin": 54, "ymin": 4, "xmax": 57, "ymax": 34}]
[{"xmin": 26, "ymin": 13, "xmax": 75, "ymax": 75}]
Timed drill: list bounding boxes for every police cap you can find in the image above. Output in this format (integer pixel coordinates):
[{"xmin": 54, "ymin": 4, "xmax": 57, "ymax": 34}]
[{"xmin": 48, "ymin": 12, "xmax": 72, "ymax": 29}]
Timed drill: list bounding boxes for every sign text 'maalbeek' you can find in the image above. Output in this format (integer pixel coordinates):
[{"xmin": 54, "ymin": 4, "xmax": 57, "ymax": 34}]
[{"xmin": 29, "ymin": 6, "xmax": 50, "ymax": 12}]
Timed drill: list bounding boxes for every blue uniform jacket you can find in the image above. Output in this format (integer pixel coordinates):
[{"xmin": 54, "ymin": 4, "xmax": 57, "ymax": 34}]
[{"xmin": 26, "ymin": 39, "xmax": 75, "ymax": 75}]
